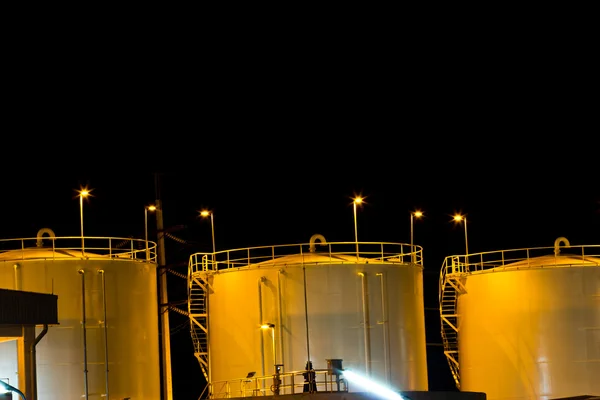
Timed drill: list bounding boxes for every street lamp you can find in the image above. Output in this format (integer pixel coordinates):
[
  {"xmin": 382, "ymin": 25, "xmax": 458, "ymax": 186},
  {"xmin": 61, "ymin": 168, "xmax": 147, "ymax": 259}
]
[
  {"xmin": 352, "ymin": 196, "xmax": 364, "ymax": 258},
  {"xmin": 77, "ymin": 187, "xmax": 92, "ymax": 255},
  {"xmin": 453, "ymin": 214, "xmax": 469, "ymax": 265},
  {"xmin": 410, "ymin": 210, "xmax": 423, "ymax": 264},
  {"xmin": 145, "ymin": 205, "xmax": 157, "ymax": 260},
  {"xmin": 261, "ymin": 323, "xmax": 276, "ymax": 370},
  {"xmin": 200, "ymin": 210, "xmax": 215, "ymax": 254}
]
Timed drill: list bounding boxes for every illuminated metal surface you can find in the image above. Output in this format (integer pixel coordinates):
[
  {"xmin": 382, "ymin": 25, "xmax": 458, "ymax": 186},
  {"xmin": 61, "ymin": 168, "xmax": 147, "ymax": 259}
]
[
  {"xmin": 0, "ymin": 230, "xmax": 160, "ymax": 399},
  {"xmin": 440, "ymin": 238, "xmax": 600, "ymax": 399},
  {"xmin": 188, "ymin": 236, "xmax": 428, "ymax": 398}
]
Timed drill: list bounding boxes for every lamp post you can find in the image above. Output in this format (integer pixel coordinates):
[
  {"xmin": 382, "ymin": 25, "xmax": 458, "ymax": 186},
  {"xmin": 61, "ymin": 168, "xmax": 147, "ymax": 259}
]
[
  {"xmin": 200, "ymin": 210, "xmax": 216, "ymax": 254},
  {"xmin": 145, "ymin": 205, "xmax": 157, "ymax": 260},
  {"xmin": 78, "ymin": 188, "xmax": 91, "ymax": 256},
  {"xmin": 353, "ymin": 196, "xmax": 363, "ymax": 258},
  {"xmin": 453, "ymin": 214, "xmax": 469, "ymax": 266},
  {"xmin": 410, "ymin": 210, "xmax": 423, "ymax": 264}
]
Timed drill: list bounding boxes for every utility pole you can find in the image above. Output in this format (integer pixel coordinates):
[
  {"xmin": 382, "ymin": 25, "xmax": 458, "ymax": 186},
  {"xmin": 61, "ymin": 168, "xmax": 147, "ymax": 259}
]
[{"xmin": 155, "ymin": 173, "xmax": 173, "ymax": 400}]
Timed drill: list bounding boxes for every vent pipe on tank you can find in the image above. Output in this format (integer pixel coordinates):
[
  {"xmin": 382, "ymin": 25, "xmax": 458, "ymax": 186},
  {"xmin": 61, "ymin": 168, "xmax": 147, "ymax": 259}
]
[
  {"xmin": 79, "ymin": 269, "xmax": 90, "ymax": 400},
  {"xmin": 554, "ymin": 237, "xmax": 571, "ymax": 256},
  {"xmin": 309, "ymin": 234, "xmax": 326, "ymax": 253},
  {"xmin": 36, "ymin": 228, "xmax": 56, "ymax": 247},
  {"xmin": 13, "ymin": 264, "xmax": 21, "ymax": 290}
]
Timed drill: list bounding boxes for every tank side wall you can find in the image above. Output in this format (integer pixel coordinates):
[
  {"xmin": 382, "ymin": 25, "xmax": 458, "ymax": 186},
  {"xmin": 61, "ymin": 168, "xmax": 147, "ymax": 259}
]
[
  {"xmin": 0, "ymin": 259, "xmax": 161, "ymax": 400},
  {"xmin": 458, "ymin": 267, "xmax": 600, "ymax": 400},
  {"xmin": 207, "ymin": 263, "xmax": 428, "ymax": 393}
]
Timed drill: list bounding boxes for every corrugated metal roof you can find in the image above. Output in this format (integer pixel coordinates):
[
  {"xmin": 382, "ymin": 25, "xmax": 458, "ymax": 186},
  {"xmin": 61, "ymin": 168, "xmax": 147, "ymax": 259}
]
[{"xmin": 0, "ymin": 289, "xmax": 58, "ymax": 325}]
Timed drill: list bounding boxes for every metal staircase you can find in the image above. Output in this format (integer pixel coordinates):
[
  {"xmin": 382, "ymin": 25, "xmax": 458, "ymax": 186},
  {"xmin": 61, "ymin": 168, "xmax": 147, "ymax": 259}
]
[
  {"xmin": 439, "ymin": 256, "xmax": 467, "ymax": 389},
  {"xmin": 189, "ymin": 266, "xmax": 210, "ymax": 382}
]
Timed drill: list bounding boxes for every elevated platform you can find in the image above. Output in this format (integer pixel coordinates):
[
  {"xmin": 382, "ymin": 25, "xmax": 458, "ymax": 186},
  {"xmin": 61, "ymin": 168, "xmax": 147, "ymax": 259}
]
[{"xmin": 224, "ymin": 391, "xmax": 486, "ymax": 400}]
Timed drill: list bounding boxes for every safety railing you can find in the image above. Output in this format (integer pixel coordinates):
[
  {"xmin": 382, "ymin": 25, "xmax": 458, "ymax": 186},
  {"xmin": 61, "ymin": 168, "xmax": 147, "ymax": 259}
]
[
  {"xmin": 209, "ymin": 368, "xmax": 347, "ymax": 398},
  {"xmin": 0, "ymin": 236, "xmax": 158, "ymax": 263},
  {"xmin": 442, "ymin": 243, "xmax": 600, "ymax": 276},
  {"xmin": 189, "ymin": 241, "xmax": 423, "ymax": 275}
]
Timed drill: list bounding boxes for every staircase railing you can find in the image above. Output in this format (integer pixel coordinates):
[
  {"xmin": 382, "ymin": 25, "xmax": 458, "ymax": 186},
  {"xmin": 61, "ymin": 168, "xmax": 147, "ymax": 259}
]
[
  {"xmin": 439, "ymin": 256, "xmax": 466, "ymax": 389},
  {"xmin": 189, "ymin": 255, "xmax": 210, "ymax": 382}
]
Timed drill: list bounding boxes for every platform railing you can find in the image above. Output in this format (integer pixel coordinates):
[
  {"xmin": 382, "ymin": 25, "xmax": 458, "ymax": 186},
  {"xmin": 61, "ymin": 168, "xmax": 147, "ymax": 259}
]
[
  {"xmin": 0, "ymin": 236, "xmax": 158, "ymax": 262},
  {"xmin": 189, "ymin": 241, "xmax": 423, "ymax": 275},
  {"xmin": 209, "ymin": 368, "xmax": 348, "ymax": 398},
  {"xmin": 442, "ymin": 243, "xmax": 600, "ymax": 275}
]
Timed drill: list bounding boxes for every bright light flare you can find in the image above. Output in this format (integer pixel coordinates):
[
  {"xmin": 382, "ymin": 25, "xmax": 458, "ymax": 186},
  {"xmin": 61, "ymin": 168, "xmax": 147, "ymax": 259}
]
[
  {"xmin": 413, "ymin": 210, "xmax": 423, "ymax": 218},
  {"xmin": 342, "ymin": 370, "xmax": 405, "ymax": 400},
  {"xmin": 147, "ymin": 205, "xmax": 157, "ymax": 211},
  {"xmin": 260, "ymin": 323, "xmax": 274, "ymax": 329},
  {"xmin": 75, "ymin": 186, "xmax": 94, "ymax": 200},
  {"xmin": 453, "ymin": 214, "xmax": 464, "ymax": 222},
  {"xmin": 200, "ymin": 210, "xmax": 211, "ymax": 217}
]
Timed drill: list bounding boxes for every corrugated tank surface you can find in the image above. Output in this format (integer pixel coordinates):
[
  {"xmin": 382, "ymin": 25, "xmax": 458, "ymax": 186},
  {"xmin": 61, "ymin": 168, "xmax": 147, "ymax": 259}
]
[
  {"xmin": 0, "ymin": 246, "xmax": 160, "ymax": 400},
  {"xmin": 457, "ymin": 252, "xmax": 600, "ymax": 400},
  {"xmin": 199, "ymin": 249, "xmax": 428, "ymax": 394}
]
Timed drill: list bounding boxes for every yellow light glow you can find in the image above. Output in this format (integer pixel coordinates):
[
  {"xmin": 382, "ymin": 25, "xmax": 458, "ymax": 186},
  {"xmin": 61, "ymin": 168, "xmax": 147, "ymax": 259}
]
[
  {"xmin": 453, "ymin": 214, "xmax": 464, "ymax": 222},
  {"xmin": 414, "ymin": 211, "xmax": 423, "ymax": 218},
  {"xmin": 148, "ymin": 205, "xmax": 157, "ymax": 211},
  {"xmin": 200, "ymin": 210, "xmax": 210, "ymax": 217},
  {"xmin": 354, "ymin": 197, "xmax": 363, "ymax": 205},
  {"xmin": 260, "ymin": 323, "xmax": 274, "ymax": 329}
]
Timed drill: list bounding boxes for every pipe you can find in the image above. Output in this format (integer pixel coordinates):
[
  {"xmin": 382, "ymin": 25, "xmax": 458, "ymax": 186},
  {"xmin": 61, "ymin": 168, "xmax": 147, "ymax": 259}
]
[
  {"xmin": 13, "ymin": 264, "xmax": 21, "ymax": 290},
  {"xmin": 302, "ymin": 266, "xmax": 311, "ymax": 368},
  {"xmin": 277, "ymin": 270, "xmax": 284, "ymax": 369},
  {"xmin": 554, "ymin": 237, "xmax": 571, "ymax": 255},
  {"xmin": 36, "ymin": 228, "xmax": 56, "ymax": 247},
  {"xmin": 358, "ymin": 272, "xmax": 371, "ymax": 376},
  {"xmin": 99, "ymin": 270, "xmax": 110, "ymax": 398},
  {"xmin": 376, "ymin": 273, "xmax": 391, "ymax": 384},
  {"xmin": 30, "ymin": 324, "xmax": 48, "ymax": 400},
  {"xmin": 79, "ymin": 269, "xmax": 89, "ymax": 400},
  {"xmin": 258, "ymin": 277, "xmax": 266, "ymax": 386},
  {"xmin": 308, "ymin": 234, "xmax": 327, "ymax": 253}
]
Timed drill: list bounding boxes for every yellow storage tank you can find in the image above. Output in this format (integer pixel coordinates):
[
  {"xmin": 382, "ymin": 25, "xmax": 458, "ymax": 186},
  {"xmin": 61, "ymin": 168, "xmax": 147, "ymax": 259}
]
[
  {"xmin": 188, "ymin": 234, "xmax": 428, "ymax": 398},
  {"xmin": 440, "ymin": 237, "xmax": 600, "ymax": 400},
  {"xmin": 0, "ymin": 228, "xmax": 161, "ymax": 400}
]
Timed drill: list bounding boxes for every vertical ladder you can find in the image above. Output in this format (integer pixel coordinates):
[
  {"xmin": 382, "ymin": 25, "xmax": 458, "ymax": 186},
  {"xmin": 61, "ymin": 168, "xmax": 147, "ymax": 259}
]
[
  {"xmin": 439, "ymin": 257, "xmax": 467, "ymax": 389},
  {"xmin": 189, "ymin": 272, "xmax": 209, "ymax": 382}
]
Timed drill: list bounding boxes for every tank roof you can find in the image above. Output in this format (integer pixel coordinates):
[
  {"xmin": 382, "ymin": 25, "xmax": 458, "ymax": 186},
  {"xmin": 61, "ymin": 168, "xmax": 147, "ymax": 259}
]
[
  {"xmin": 252, "ymin": 252, "xmax": 368, "ymax": 266},
  {"xmin": 0, "ymin": 247, "xmax": 101, "ymax": 260},
  {"xmin": 501, "ymin": 253, "xmax": 600, "ymax": 269}
]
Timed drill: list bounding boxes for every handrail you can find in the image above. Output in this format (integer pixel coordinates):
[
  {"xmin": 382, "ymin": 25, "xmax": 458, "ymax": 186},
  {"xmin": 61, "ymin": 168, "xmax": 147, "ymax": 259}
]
[
  {"xmin": 442, "ymin": 244, "xmax": 600, "ymax": 276},
  {"xmin": 0, "ymin": 236, "xmax": 158, "ymax": 262},
  {"xmin": 188, "ymin": 241, "xmax": 424, "ymax": 275},
  {"xmin": 209, "ymin": 368, "xmax": 347, "ymax": 398}
]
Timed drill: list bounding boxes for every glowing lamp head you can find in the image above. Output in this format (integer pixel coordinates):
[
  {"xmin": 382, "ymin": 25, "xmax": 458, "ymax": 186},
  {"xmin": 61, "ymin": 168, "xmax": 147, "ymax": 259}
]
[{"xmin": 200, "ymin": 210, "xmax": 211, "ymax": 217}]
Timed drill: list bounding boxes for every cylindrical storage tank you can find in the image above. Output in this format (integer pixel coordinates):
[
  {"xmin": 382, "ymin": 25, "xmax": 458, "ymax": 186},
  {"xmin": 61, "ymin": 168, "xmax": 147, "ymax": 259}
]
[
  {"xmin": 446, "ymin": 239, "xmax": 600, "ymax": 400},
  {"xmin": 0, "ymin": 230, "xmax": 160, "ymax": 400},
  {"xmin": 189, "ymin": 237, "xmax": 428, "ymax": 397}
]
